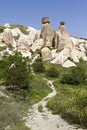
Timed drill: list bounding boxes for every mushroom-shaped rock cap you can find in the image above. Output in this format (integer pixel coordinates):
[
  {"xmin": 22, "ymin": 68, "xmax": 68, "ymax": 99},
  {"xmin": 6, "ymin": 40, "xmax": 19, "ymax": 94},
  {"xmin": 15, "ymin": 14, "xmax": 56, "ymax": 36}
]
[
  {"xmin": 42, "ymin": 17, "xmax": 50, "ymax": 24},
  {"xmin": 60, "ymin": 21, "xmax": 65, "ymax": 25}
]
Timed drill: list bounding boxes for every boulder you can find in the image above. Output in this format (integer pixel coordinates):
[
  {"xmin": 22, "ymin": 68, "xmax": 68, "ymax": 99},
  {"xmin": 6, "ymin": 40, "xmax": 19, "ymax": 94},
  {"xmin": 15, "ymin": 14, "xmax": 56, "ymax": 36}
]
[
  {"xmin": 19, "ymin": 50, "xmax": 31, "ymax": 58},
  {"xmin": 41, "ymin": 47, "xmax": 52, "ymax": 61},
  {"xmin": 70, "ymin": 49, "xmax": 87, "ymax": 62},
  {"xmin": 34, "ymin": 30, "xmax": 41, "ymax": 40},
  {"xmin": 42, "ymin": 17, "xmax": 50, "ymax": 24},
  {"xmin": 79, "ymin": 43, "xmax": 85, "ymax": 53},
  {"xmin": 3, "ymin": 28, "xmax": 13, "ymax": 44},
  {"xmin": 31, "ymin": 39, "xmax": 44, "ymax": 52},
  {"xmin": 18, "ymin": 34, "xmax": 31, "ymax": 51},
  {"xmin": 28, "ymin": 29, "xmax": 37, "ymax": 44},
  {"xmin": 51, "ymin": 48, "xmax": 70, "ymax": 64},
  {"xmin": 62, "ymin": 60, "xmax": 76, "ymax": 68},
  {"xmin": 11, "ymin": 28, "xmax": 22, "ymax": 37}
]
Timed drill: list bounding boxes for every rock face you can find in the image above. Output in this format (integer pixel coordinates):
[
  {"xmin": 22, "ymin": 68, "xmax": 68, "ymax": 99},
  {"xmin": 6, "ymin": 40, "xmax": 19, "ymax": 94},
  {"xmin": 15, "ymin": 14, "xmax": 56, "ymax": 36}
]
[
  {"xmin": 17, "ymin": 34, "xmax": 30, "ymax": 51},
  {"xmin": 0, "ymin": 18, "xmax": 87, "ymax": 68},
  {"xmin": 51, "ymin": 48, "xmax": 70, "ymax": 64},
  {"xmin": 11, "ymin": 28, "xmax": 22, "ymax": 37},
  {"xmin": 57, "ymin": 22, "xmax": 74, "ymax": 50},
  {"xmin": 62, "ymin": 60, "xmax": 76, "ymax": 68},
  {"xmin": 3, "ymin": 28, "xmax": 13, "ymax": 44},
  {"xmin": 31, "ymin": 39, "xmax": 44, "ymax": 52},
  {"xmin": 41, "ymin": 47, "xmax": 52, "ymax": 61},
  {"xmin": 41, "ymin": 17, "xmax": 57, "ymax": 47}
]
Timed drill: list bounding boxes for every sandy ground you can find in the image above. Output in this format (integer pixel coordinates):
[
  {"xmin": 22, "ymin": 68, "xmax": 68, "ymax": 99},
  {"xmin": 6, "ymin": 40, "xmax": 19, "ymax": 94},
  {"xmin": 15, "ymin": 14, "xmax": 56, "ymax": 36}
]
[{"xmin": 24, "ymin": 79, "xmax": 85, "ymax": 130}]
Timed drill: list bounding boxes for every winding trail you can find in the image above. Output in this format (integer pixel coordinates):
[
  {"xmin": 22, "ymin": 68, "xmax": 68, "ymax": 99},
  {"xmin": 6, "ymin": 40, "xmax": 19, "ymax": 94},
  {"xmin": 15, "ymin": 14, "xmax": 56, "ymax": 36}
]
[{"xmin": 24, "ymin": 79, "xmax": 84, "ymax": 130}]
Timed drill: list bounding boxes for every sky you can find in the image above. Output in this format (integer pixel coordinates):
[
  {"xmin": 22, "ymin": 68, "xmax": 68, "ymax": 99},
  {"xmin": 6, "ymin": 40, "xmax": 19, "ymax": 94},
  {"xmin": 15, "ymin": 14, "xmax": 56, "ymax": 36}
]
[{"xmin": 0, "ymin": 0, "xmax": 87, "ymax": 38}]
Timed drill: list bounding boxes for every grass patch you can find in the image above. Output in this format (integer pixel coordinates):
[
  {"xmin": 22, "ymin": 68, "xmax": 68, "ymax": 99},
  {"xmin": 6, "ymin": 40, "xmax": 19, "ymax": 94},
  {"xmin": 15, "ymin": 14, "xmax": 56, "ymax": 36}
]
[
  {"xmin": 0, "ymin": 91, "xmax": 30, "ymax": 130},
  {"xmin": 0, "ymin": 74, "xmax": 52, "ymax": 130},
  {"xmin": 29, "ymin": 74, "xmax": 52, "ymax": 104},
  {"xmin": 46, "ymin": 79, "xmax": 87, "ymax": 128}
]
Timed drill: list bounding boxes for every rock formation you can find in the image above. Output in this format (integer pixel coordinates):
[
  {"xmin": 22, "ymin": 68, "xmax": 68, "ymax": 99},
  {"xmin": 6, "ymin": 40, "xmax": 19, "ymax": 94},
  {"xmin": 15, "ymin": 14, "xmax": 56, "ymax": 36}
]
[
  {"xmin": 3, "ymin": 28, "xmax": 13, "ymax": 44},
  {"xmin": 57, "ymin": 22, "xmax": 74, "ymax": 51},
  {"xmin": 31, "ymin": 39, "xmax": 44, "ymax": 52},
  {"xmin": 41, "ymin": 17, "xmax": 57, "ymax": 48},
  {"xmin": 41, "ymin": 47, "xmax": 52, "ymax": 61},
  {"xmin": 0, "ymin": 18, "xmax": 87, "ymax": 67}
]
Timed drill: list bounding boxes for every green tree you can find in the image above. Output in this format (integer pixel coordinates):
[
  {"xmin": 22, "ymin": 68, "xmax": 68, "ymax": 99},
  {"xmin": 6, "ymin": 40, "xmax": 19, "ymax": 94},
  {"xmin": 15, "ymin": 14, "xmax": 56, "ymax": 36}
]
[{"xmin": 4, "ymin": 52, "xmax": 30, "ymax": 89}]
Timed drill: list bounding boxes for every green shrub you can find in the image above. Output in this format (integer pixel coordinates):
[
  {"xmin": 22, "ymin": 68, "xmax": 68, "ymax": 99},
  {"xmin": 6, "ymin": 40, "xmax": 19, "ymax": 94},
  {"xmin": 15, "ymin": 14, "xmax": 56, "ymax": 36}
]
[
  {"xmin": 0, "ymin": 26, "xmax": 6, "ymax": 33},
  {"xmin": 79, "ymin": 57, "xmax": 84, "ymax": 62},
  {"xmin": 61, "ymin": 66, "xmax": 86, "ymax": 85},
  {"xmin": 46, "ymin": 66, "xmax": 59, "ymax": 78},
  {"xmin": 32, "ymin": 58, "xmax": 45, "ymax": 73},
  {"xmin": 67, "ymin": 57, "xmax": 73, "ymax": 62},
  {"xmin": 47, "ymin": 80, "xmax": 87, "ymax": 128},
  {"xmin": 3, "ymin": 52, "xmax": 30, "ymax": 89}
]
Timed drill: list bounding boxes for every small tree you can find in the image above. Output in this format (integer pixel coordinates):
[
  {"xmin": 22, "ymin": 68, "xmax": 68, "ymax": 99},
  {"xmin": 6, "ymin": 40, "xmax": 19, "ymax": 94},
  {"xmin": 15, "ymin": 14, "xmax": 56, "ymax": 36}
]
[{"xmin": 4, "ymin": 52, "xmax": 30, "ymax": 89}]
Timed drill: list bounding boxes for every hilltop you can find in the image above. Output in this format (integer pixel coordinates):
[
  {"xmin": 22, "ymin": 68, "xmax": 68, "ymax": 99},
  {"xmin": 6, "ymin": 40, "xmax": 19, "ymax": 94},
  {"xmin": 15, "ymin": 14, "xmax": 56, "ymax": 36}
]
[{"xmin": 0, "ymin": 17, "xmax": 87, "ymax": 67}]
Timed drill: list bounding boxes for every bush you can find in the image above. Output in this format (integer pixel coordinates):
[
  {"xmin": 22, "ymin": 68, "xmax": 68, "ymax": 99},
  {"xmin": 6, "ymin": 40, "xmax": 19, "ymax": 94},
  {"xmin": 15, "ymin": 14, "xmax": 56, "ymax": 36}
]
[
  {"xmin": 32, "ymin": 58, "xmax": 45, "ymax": 73},
  {"xmin": 46, "ymin": 66, "xmax": 59, "ymax": 78},
  {"xmin": 47, "ymin": 80, "xmax": 87, "ymax": 128},
  {"xmin": 0, "ymin": 26, "xmax": 6, "ymax": 33},
  {"xmin": 3, "ymin": 52, "xmax": 30, "ymax": 89},
  {"xmin": 61, "ymin": 66, "xmax": 86, "ymax": 85}
]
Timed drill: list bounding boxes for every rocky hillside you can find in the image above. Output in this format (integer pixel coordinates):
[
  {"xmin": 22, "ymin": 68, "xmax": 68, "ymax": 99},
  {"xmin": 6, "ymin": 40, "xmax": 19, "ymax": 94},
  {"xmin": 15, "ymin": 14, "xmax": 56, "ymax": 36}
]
[{"xmin": 0, "ymin": 17, "xmax": 87, "ymax": 67}]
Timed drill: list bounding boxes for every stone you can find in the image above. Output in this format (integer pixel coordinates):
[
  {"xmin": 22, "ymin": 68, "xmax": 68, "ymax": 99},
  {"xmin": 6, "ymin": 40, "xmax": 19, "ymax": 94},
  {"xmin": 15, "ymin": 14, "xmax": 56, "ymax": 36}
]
[
  {"xmin": 11, "ymin": 28, "xmax": 22, "ymax": 37},
  {"xmin": 34, "ymin": 30, "xmax": 41, "ymax": 40},
  {"xmin": 42, "ymin": 17, "xmax": 50, "ymax": 24},
  {"xmin": 62, "ymin": 60, "xmax": 76, "ymax": 68},
  {"xmin": 3, "ymin": 28, "xmax": 13, "ymax": 44},
  {"xmin": 41, "ymin": 47, "xmax": 52, "ymax": 61},
  {"xmin": 51, "ymin": 48, "xmax": 70, "ymax": 64},
  {"xmin": 31, "ymin": 39, "xmax": 44, "ymax": 52},
  {"xmin": 18, "ymin": 34, "xmax": 30, "ymax": 51}
]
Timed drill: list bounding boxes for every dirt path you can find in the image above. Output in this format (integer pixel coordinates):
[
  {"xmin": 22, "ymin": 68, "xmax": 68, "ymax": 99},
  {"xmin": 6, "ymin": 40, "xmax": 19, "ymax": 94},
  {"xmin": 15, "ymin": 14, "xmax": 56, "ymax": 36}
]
[{"xmin": 24, "ymin": 79, "xmax": 84, "ymax": 130}]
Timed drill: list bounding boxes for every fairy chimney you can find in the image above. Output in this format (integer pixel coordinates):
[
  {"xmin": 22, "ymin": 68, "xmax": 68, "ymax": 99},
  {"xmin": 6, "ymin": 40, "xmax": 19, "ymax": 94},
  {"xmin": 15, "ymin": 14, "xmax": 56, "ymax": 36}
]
[
  {"xmin": 57, "ymin": 21, "xmax": 74, "ymax": 50},
  {"xmin": 41, "ymin": 17, "xmax": 57, "ymax": 47}
]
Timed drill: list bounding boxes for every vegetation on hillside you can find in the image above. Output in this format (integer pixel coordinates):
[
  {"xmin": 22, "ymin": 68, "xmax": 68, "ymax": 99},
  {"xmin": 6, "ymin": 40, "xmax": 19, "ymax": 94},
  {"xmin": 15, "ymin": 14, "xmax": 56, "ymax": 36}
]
[
  {"xmin": 0, "ymin": 51, "xmax": 87, "ymax": 129},
  {"xmin": 32, "ymin": 57, "xmax": 45, "ymax": 73},
  {"xmin": 0, "ymin": 24, "xmax": 29, "ymax": 35},
  {"xmin": 0, "ymin": 26, "xmax": 6, "ymax": 33},
  {"xmin": 0, "ymin": 52, "xmax": 51, "ymax": 130},
  {"xmin": 46, "ymin": 62, "xmax": 87, "ymax": 128},
  {"xmin": 10, "ymin": 24, "xmax": 29, "ymax": 35}
]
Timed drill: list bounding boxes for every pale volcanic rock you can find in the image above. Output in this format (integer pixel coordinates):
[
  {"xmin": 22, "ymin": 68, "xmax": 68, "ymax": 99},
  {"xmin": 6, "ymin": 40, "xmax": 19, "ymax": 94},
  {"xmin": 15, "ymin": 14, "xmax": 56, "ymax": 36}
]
[
  {"xmin": 41, "ymin": 47, "xmax": 52, "ymax": 61},
  {"xmin": 62, "ymin": 60, "xmax": 76, "ymax": 68},
  {"xmin": 31, "ymin": 38, "xmax": 44, "ymax": 52},
  {"xmin": 3, "ymin": 28, "xmax": 13, "ymax": 44}
]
